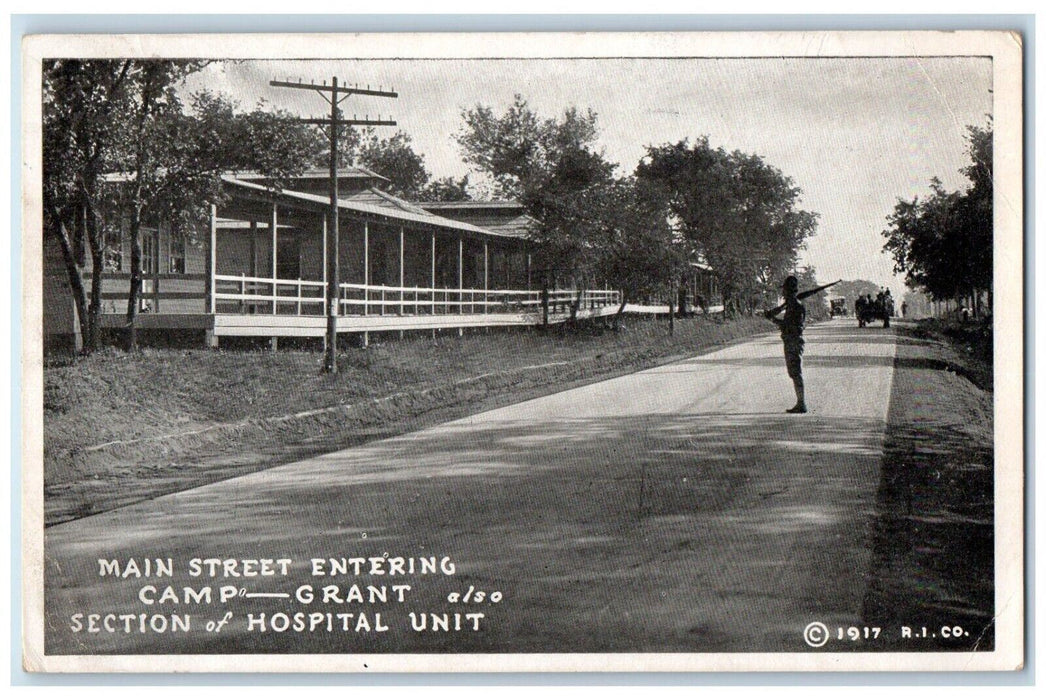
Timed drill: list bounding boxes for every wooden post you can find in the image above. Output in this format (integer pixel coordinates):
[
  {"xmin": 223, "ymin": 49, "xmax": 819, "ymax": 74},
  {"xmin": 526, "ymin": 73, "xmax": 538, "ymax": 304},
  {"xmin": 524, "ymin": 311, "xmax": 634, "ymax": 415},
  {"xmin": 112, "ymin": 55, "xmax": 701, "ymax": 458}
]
[
  {"xmin": 250, "ymin": 220, "xmax": 258, "ymax": 278},
  {"xmin": 270, "ymin": 203, "xmax": 279, "ymax": 351},
  {"xmin": 153, "ymin": 228, "xmax": 161, "ymax": 313},
  {"xmin": 322, "ymin": 212, "xmax": 330, "ymax": 350},
  {"xmin": 526, "ymin": 251, "xmax": 532, "ymax": 290},
  {"xmin": 668, "ymin": 281, "xmax": 675, "ymax": 335},
  {"xmin": 483, "ymin": 241, "xmax": 489, "ymax": 316},
  {"xmin": 542, "ymin": 281, "xmax": 549, "ymax": 329},
  {"xmin": 361, "ymin": 221, "xmax": 370, "ymax": 348},
  {"xmin": 458, "ymin": 237, "xmax": 464, "ymax": 336},
  {"xmin": 271, "ymin": 202, "xmax": 278, "ymax": 316},
  {"xmin": 363, "ymin": 221, "xmax": 369, "ymax": 316},
  {"xmin": 208, "ymin": 203, "xmax": 216, "ymax": 314},
  {"xmin": 399, "ymin": 226, "xmax": 405, "ymax": 337},
  {"xmin": 323, "ymin": 79, "xmax": 341, "ymax": 372},
  {"xmin": 431, "ymin": 231, "xmax": 436, "ymax": 314}
]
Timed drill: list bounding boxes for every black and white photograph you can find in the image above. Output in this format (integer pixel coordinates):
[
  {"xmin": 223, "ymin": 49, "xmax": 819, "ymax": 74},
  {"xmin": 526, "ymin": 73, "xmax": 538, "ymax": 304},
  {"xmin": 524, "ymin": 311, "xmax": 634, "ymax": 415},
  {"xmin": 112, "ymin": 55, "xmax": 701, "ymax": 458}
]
[{"xmin": 21, "ymin": 30, "xmax": 1023, "ymax": 673}]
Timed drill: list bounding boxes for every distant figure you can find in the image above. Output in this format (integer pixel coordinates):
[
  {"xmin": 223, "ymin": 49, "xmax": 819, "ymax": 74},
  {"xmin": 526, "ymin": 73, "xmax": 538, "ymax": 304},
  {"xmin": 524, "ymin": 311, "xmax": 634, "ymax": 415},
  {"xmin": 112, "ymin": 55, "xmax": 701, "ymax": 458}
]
[
  {"xmin": 962, "ymin": 306, "xmax": 971, "ymax": 323},
  {"xmin": 855, "ymin": 294, "xmax": 868, "ymax": 327},
  {"xmin": 901, "ymin": 301, "xmax": 908, "ymax": 318},
  {"xmin": 764, "ymin": 275, "xmax": 807, "ymax": 414}
]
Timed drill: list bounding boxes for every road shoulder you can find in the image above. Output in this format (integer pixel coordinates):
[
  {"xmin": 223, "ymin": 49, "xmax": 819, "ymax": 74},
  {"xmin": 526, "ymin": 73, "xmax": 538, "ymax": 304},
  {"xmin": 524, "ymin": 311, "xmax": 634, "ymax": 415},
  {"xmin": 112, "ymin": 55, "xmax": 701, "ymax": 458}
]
[{"xmin": 861, "ymin": 323, "xmax": 995, "ymax": 651}]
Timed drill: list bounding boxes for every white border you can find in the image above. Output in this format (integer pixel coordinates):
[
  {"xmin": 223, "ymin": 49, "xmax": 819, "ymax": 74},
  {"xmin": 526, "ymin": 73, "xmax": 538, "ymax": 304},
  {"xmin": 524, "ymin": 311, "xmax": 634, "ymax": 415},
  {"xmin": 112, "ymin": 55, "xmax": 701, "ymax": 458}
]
[{"xmin": 21, "ymin": 29, "xmax": 1025, "ymax": 673}]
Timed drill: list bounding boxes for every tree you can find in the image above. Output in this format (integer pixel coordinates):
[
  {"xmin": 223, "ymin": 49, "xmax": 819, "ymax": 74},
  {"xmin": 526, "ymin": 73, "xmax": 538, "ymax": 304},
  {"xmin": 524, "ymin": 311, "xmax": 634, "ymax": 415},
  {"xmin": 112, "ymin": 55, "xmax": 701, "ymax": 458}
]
[
  {"xmin": 456, "ymin": 96, "xmax": 692, "ymax": 323},
  {"xmin": 116, "ymin": 71, "xmax": 320, "ymax": 350},
  {"xmin": 43, "ymin": 59, "xmax": 135, "ymax": 353},
  {"xmin": 43, "ymin": 59, "xmax": 321, "ymax": 352},
  {"xmin": 120, "ymin": 61, "xmax": 209, "ymax": 351},
  {"xmin": 957, "ymin": 123, "xmax": 993, "ymax": 312},
  {"xmin": 352, "ymin": 130, "xmax": 430, "ymax": 200},
  {"xmin": 418, "ymin": 175, "xmax": 472, "ymax": 202},
  {"xmin": 526, "ymin": 146, "xmax": 619, "ymax": 295},
  {"xmin": 457, "ymin": 96, "xmax": 619, "ymax": 302},
  {"xmin": 636, "ymin": 137, "xmax": 818, "ymax": 315},
  {"xmin": 796, "ymin": 266, "xmax": 830, "ymax": 321},
  {"xmin": 881, "ymin": 123, "xmax": 992, "ymax": 314},
  {"xmin": 456, "ymin": 94, "xmax": 600, "ymax": 200},
  {"xmin": 206, "ymin": 94, "xmax": 327, "ymax": 191},
  {"xmin": 594, "ymin": 178, "xmax": 685, "ymax": 328}
]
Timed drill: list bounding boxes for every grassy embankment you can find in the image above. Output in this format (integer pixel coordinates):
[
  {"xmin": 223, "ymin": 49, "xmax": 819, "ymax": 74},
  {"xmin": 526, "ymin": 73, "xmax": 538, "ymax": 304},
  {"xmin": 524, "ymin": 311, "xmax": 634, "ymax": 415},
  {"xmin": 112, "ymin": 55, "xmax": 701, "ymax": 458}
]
[
  {"xmin": 44, "ymin": 314, "xmax": 772, "ymax": 525},
  {"xmin": 904, "ymin": 316, "xmax": 993, "ymax": 391},
  {"xmin": 861, "ymin": 315, "xmax": 996, "ymax": 650}
]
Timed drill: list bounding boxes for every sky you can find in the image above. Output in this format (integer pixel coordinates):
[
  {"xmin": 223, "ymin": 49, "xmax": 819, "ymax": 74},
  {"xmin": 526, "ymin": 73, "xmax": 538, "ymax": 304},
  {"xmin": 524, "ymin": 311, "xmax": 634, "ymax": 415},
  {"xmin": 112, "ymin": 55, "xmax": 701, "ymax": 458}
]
[{"xmin": 183, "ymin": 57, "xmax": 992, "ymax": 298}]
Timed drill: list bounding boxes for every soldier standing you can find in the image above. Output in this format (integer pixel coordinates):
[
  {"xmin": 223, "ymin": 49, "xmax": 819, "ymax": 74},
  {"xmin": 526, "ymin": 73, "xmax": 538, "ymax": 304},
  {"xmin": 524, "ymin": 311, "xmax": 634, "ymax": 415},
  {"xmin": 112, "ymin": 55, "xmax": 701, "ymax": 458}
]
[{"xmin": 764, "ymin": 275, "xmax": 807, "ymax": 414}]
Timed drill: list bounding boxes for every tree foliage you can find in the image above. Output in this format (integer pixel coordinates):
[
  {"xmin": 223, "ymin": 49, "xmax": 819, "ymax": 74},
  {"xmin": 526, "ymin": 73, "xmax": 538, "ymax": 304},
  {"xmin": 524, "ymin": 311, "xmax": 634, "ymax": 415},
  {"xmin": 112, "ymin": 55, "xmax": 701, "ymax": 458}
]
[
  {"xmin": 456, "ymin": 94, "xmax": 600, "ymax": 201},
  {"xmin": 351, "ymin": 129, "xmax": 431, "ymax": 200},
  {"xmin": 321, "ymin": 126, "xmax": 467, "ymax": 202},
  {"xmin": 594, "ymin": 178, "xmax": 684, "ymax": 314},
  {"xmin": 455, "ymin": 94, "xmax": 682, "ymax": 303},
  {"xmin": 796, "ymin": 266, "xmax": 830, "ymax": 321},
  {"xmin": 418, "ymin": 175, "xmax": 472, "ymax": 202},
  {"xmin": 881, "ymin": 123, "xmax": 992, "ymax": 304},
  {"xmin": 636, "ymin": 137, "xmax": 818, "ymax": 314},
  {"xmin": 43, "ymin": 59, "xmax": 137, "ymax": 352},
  {"xmin": 43, "ymin": 59, "xmax": 319, "ymax": 352}
]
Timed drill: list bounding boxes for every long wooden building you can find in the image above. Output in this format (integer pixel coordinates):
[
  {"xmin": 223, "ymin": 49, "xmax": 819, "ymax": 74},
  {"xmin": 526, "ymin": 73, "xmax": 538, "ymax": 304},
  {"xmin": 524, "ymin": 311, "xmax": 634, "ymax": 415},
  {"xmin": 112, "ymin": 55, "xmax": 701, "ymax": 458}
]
[{"xmin": 43, "ymin": 168, "xmax": 620, "ymax": 351}]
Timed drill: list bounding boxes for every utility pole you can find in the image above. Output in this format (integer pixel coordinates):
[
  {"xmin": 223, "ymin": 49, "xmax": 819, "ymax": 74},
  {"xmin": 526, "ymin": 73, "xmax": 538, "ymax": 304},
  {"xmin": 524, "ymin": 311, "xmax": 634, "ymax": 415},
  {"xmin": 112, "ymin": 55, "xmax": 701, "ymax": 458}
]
[{"xmin": 270, "ymin": 77, "xmax": 397, "ymax": 373}]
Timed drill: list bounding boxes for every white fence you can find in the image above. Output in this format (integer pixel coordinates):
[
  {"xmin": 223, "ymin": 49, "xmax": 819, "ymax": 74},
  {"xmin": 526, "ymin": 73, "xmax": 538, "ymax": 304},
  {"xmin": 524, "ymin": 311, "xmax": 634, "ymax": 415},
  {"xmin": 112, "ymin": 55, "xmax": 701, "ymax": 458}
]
[{"xmin": 213, "ymin": 274, "xmax": 620, "ymax": 318}]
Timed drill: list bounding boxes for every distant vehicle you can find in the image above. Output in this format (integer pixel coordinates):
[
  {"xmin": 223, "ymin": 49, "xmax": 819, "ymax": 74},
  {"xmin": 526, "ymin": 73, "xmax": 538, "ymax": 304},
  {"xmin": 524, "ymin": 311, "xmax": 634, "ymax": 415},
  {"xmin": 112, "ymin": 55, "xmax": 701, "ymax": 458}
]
[
  {"xmin": 829, "ymin": 297, "xmax": 848, "ymax": 317},
  {"xmin": 857, "ymin": 294, "xmax": 894, "ymax": 328}
]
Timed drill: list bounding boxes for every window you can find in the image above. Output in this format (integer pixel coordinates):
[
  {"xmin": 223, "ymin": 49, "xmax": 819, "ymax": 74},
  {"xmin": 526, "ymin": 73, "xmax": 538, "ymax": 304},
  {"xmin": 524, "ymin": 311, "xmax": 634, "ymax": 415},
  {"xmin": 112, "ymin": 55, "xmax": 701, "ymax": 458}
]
[
  {"xmin": 169, "ymin": 232, "xmax": 186, "ymax": 274},
  {"xmin": 141, "ymin": 228, "xmax": 157, "ymax": 275}
]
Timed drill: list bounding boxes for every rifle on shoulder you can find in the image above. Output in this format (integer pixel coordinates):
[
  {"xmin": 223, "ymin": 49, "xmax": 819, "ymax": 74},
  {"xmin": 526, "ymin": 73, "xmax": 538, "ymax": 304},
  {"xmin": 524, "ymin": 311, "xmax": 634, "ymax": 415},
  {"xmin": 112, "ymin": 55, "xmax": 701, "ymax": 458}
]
[{"xmin": 764, "ymin": 279, "xmax": 841, "ymax": 318}]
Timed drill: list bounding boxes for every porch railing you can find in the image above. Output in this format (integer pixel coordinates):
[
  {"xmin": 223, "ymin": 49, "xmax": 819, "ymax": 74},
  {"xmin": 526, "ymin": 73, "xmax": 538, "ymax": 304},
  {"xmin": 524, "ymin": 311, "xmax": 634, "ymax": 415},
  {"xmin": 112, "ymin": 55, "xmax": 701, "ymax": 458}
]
[
  {"xmin": 80, "ymin": 271, "xmax": 208, "ymax": 314},
  {"xmin": 213, "ymin": 274, "xmax": 620, "ymax": 317},
  {"xmin": 213, "ymin": 275, "xmax": 326, "ymax": 315}
]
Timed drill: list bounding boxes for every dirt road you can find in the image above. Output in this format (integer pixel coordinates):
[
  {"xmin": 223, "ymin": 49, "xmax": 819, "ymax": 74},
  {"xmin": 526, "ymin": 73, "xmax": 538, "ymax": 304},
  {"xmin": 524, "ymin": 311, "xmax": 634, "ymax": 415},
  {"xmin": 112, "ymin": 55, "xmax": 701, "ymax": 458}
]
[{"xmin": 44, "ymin": 321, "xmax": 909, "ymax": 655}]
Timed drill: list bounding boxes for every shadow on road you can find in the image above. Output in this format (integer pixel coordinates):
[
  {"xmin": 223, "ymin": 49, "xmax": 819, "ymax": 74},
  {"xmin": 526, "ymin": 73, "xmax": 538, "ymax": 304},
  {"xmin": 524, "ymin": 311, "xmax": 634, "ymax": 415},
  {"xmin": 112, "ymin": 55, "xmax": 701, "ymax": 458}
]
[
  {"xmin": 684, "ymin": 354, "xmax": 981, "ymax": 383},
  {"xmin": 44, "ymin": 322, "xmax": 994, "ymax": 656},
  {"xmin": 46, "ymin": 409, "xmax": 888, "ymax": 655}
]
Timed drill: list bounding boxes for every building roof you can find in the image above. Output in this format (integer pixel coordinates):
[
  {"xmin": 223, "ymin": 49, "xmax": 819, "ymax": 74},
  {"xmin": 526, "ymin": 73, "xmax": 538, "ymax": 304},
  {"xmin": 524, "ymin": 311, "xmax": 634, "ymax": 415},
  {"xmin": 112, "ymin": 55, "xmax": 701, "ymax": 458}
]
[
  {"xmin": 468, "ymin": 214, "xmax": 540, "ymax": 240},
  {"xmin": 101, "ymin": 170, "xmax": 532, "ymax": 242},
  {"xmin": 343, "ymin": 188, "xmax": 433, "ymax": 217},
  {"xmin": 221, "ymin": 175, "xmax": 521, "ymax": 240},
  {"xmin": 418, "ymin": 200, "xmax": 537, "ymax": 239},
  {"xmin": 417, "ymin": 200, "xmax": 525, "ymax": 211},
  {"xmin": 101, "ymin": 166, "xmax": 389, "ymax": 185},
  {"xmin": 233, "ymin": 166, "xmax": 389, "ymax": 183}
]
